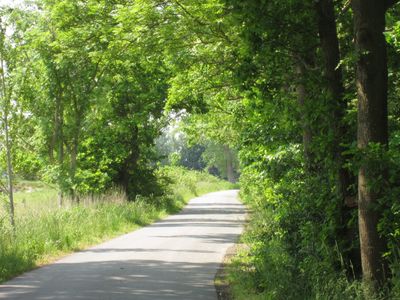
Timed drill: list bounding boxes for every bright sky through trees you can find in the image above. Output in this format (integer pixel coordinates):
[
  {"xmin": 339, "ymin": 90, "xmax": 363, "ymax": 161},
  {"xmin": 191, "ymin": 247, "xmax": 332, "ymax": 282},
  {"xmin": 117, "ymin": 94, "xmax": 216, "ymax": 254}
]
[{"xmin": 0, "ymin": 0, "xmax": 24, "ymax": 8}]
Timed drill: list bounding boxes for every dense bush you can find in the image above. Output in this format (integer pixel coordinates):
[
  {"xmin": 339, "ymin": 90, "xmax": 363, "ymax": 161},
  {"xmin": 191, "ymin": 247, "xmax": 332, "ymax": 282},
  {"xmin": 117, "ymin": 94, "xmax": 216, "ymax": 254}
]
[{"xmin": 227, "ymin": 141, "xmax": 400, "ymax": 299}]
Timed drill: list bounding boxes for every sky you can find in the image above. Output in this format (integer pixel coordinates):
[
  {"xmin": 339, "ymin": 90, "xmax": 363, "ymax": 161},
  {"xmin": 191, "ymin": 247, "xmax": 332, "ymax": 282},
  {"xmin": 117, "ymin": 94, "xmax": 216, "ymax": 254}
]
[{"xmin": 0, "ymin": 0, "xmax": 25, "ymax": 8}]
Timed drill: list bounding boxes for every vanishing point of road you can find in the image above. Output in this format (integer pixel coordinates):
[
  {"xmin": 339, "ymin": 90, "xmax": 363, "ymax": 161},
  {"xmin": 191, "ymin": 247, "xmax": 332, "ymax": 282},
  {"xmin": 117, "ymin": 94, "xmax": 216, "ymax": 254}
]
[{"xmin": 0, "ymin": 190, "xmax": 246, "ymax": 300}]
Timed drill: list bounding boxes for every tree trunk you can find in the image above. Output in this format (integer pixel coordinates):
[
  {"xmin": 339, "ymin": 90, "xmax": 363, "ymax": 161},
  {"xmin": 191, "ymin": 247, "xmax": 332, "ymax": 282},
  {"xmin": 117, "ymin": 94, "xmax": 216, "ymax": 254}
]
[
  {"xmin": 49, "ymin": 97, "xmax": 59, "ymax": 164},
  {"xmin": 0, "ymin": 50, "xmax": 15, "ymax": 232},
  {"xmin": 120, "ymin": 125, "xmax": 140, "ymax": 198},
  {"xmin": 49, "ymin": 130, "xmax": 55, "ymax": 163},
  {"xmin": 70, "ymin": 95, "xmax": 82, "ymax": 203},
  {"xmin": 315, "ymin": 0, "xmax": 360, "ymax": 274},
  {"xmin": 55, "ymin": 90, "xmax": 64, "ymax": 208},
  {"xmin": 352, "ymin": 0, "xmax": 391, "ymax": 288},
  {"xmin": 4, "ymin": 100, "xmax": 15, "ymax": 225},
  {"xmin": 70, "ymin": 124, "xmax": 80, "ymax": 203},
  {"xmin": 4, "ymin": 109, "xmax": 15, "ymax": 231},
  {"xmin": 315, "ymin": 0, "xmax": 353, "ymax": 203},
  {"xmin": 224, "ymin": 145, "xmax": 235, "ymax": 183},
  {"xmin": 70, "ymin": 136, "xmax": 79, "ymax": 203},
  {"xmin": 295, "ymin": 62, "xmax": 314, "ymax": 170}
]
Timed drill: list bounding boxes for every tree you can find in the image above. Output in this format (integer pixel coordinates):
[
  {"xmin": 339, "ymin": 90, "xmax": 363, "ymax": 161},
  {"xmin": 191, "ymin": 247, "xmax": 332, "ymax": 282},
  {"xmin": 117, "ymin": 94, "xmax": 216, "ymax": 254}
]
[
  {"xmin": 0, "ymin": 16, "xmax": 15, "ymax": 231},
  {"xmin": 14, "ymin": 0, "xmax": 172, "ymax": 200},
  {"xmin": 352, "ymin": 0, "xmax": 399, "ymax": 289},
  {"xmin": 315, "ymin": 0, "xmax": 360, "ymax": 274}
]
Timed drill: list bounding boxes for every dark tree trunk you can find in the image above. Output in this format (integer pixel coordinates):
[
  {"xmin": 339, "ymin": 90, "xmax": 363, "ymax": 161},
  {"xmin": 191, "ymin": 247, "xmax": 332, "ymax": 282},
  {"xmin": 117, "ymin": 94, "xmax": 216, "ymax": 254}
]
[
  {"xmin": 315, "ymin": 0, "xmax": 360, "ymax": 274},
  {"xmin": 49, "ymin": 125, "xmax": 56, "ymax": 163},
  {"xmin": 70, "ymin": 100, "xmax": 82, "ymax": 203},
  {"xmin": 70, "ymin": 134, "xmax": 79, "ymax": 203},
  {"xmin": 315, "ymin": 0, "xmax": 353, "ymax": 203},
  {"xmin": 295, "ymin": 62, "xmax": 314, "ymax": 170},
  {"xmin": 352, "ymin": 0, "xmax": 395, "ymax": 288},
  {"xmin": 51, "ymin": 68, "xmax": 65, "ymax": 207},
  {"xmin": 55, "ymin": 90, "xmax": 64, "ymax": 208},
  {"xmin": 120, "ymin": 125, "xmax": 140, "ymax": 198}
]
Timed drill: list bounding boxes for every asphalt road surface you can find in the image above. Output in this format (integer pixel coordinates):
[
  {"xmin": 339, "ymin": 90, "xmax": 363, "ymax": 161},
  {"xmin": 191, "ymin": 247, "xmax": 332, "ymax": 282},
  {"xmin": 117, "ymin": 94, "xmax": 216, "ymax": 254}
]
[{"xmin": 0, "ymin": 190, "xmax": 246, "ymax": 300}]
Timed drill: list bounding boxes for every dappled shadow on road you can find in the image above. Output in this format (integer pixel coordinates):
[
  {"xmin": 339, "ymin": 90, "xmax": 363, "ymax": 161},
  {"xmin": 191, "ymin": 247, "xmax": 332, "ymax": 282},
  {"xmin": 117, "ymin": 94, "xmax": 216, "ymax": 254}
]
[
  {"xmin": 0, "ymin": 259, "xmax": 220, "ymax": 300},
  {"xmin": 152, "ymin": 233, "xmax": 241, "ymax": 245},
  {"xmin": 187, "ymin": 202, "xmax": 243, "ymax": 207},
  {"xmin": 150, "ymin": 220, "xmax": 243, "ymax": 228},
  {"xmin": 148, "ymin": 205, "xmax": 245, "ymax": 230},
  {"xmin": 176, "ymin": 207, "xmax": 244, "ymax": 216},
  {"xmin": 150, "ymin": 199, "xmax": 245, "ymax": 223},
  {"xmin": 81, "ymin": 248, "xmax": 217, "ymax": 254}
]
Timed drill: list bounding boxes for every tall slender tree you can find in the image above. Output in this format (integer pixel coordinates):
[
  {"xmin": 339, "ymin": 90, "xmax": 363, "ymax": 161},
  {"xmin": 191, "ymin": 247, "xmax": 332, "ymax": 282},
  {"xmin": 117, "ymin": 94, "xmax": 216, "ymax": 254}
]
[
  {"xmin": 0, "ymin": 17, "xmax": 15, "ymax": 231},
  {"xmin": 352, "ymin": 0, "xmax": 398, "ymax": 289}
]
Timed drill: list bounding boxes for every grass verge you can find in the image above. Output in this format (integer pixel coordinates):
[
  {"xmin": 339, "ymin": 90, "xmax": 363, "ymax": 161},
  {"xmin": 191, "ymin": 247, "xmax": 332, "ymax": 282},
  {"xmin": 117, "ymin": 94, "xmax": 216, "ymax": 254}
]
[{"xmin": 0, "ymin": 166, "xmax": 235, "ymax": 283}]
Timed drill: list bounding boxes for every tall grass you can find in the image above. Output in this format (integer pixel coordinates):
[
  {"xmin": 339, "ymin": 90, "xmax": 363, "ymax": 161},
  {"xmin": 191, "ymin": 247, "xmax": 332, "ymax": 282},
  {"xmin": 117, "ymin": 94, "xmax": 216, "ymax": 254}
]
[{"xmin": 0, "ymin": 166, "xmax": 235, "ymax": 283}]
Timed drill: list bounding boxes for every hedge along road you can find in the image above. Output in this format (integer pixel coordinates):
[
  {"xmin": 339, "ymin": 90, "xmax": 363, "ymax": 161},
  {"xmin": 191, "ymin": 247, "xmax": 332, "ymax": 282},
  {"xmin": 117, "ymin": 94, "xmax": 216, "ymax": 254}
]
[{"xmin": 0, "ymin": 190, "xmax": 246, "ymax": 300}]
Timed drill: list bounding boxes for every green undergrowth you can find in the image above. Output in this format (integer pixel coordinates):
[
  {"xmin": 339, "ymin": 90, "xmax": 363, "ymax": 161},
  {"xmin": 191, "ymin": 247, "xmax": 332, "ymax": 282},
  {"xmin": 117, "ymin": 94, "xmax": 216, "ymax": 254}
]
[
  {"xmin": 226, "ymin": 168, "xmax": 400, "ymax": 300},
  {"xmin": 0, "ymin": 166, "xmax": 235, "ymax": 283},
  {"xmin": 227, "ymin": 198, "xmax": 366, "ymax": 300}
]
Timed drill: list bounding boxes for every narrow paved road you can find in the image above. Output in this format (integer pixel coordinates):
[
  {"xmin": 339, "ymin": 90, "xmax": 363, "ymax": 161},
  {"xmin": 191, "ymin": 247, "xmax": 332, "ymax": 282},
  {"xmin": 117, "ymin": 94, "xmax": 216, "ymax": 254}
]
[{"xmin": 0, "ymin": 190, "xmax": 245, "ymax": 300}]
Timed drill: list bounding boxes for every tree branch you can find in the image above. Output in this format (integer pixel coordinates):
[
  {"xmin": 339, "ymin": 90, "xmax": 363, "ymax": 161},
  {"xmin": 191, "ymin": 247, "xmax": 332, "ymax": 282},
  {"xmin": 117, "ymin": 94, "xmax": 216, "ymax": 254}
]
[
  {"xmin": 172, "ymin": 0, "xmax": 231, "ymax": 43},
  {"xmin": 340, "ymin": 0, "xmax": 351, "ymax": 16},
  {"xmin": 342, "ymin": 0, "xmax": 398, "ymax": 12}
]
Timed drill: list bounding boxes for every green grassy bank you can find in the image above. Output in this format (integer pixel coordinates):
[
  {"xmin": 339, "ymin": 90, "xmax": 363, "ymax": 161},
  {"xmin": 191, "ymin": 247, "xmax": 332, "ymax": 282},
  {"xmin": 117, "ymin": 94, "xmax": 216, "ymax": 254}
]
[{"xmin": 0, "ymin": 166, "xmax": 235, "ymax": 283}]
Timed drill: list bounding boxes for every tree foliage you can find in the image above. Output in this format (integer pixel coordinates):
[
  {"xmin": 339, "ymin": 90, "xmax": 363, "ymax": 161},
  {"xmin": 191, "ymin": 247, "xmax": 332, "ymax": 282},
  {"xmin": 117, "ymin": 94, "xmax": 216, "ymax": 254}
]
[{"xmin": 0, "ymin": 0, "xmax": 400, "ymax": 297}]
